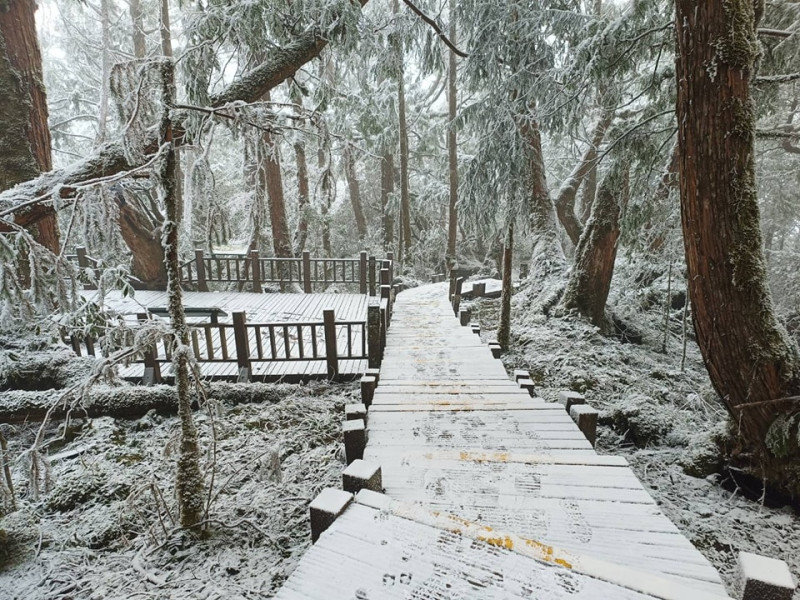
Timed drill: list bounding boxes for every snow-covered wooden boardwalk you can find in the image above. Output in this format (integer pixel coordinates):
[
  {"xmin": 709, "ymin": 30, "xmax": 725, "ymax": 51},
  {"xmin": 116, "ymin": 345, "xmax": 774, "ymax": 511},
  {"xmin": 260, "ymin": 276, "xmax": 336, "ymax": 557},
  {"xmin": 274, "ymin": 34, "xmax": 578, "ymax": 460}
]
[
  {"xmin": 79, "ymin": 289, "xmax": 369, "ymax": 381},
  {"xmin": 275, "ymin": 283, "xmax": 733, "ymax": 599}
]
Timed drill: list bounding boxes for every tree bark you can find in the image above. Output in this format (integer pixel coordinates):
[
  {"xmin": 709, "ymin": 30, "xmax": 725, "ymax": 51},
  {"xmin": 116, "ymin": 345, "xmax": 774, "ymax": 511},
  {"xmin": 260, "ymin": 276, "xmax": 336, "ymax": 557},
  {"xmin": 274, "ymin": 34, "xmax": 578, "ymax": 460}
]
[
  {"xmin": 559, "ymin": 163, "xmax": 626, "ymax": 327},
  {"xmin": 291, "ymin": 88, "xmax": 310, "ymax": 254},
  {"xmin": 519, "ymin": 118, "xmax": 565, "ymax": 283},
  {"xmin": 554, "ymin": 110, "xmax": 613, "ymax": 247},
  {"xmin": 129, "ymin": 0, "xmax": 146, "ymax": 59},
  {"xmin": 446, "ymin": 0, "xmax": 458, "ymax": 271},
  {"xmin": 260, "ymin": 91, "xmax": 293, "ymax": 260},
  {"xmin": 115, "ymin": 192, "xmax": 167, "ymax": 287},
  {"xmin": 0, "ymin": 0, "xmax": 59, "ymax": 253},
  {"xmin": 96, "ymin": 0, "xmax": 111, "ymax": 146},
  {"xmin": 344, "ymin": 143, "xmax": 367, "ymax": 240},
  {"xmin": 381, "ymin": 150, "xmax": 395, "ymax": 250},
  {"xmin": 497, "ymin": 223, "xmax": 513, "ymax": 349},
  {"xmin": 393, "ymin": 0, "xmax": 412, "ymax": 260},
  {"xmin": 676, "ymin": 0, "xmax": 800, "ymax": 491},
  {"xmin": 159, "ymin": 59, "xmax": 204, "ymax": 530}
]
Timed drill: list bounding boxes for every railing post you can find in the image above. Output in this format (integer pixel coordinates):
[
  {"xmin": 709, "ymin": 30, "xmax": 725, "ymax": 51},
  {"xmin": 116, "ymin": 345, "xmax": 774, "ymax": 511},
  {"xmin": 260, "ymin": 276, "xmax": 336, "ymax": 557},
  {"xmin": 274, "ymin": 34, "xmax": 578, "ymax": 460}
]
[
  {"xmin": 323, "ymin": 309, "xmax": 338, "ymax": 379},
  {"xmin": 379, "ymin": 300, "xmax": 388, "ymax": 360},
  {"xmin": 452, "ymin": 277, "xmax": 464, "ymax": 316},
  {"xmin": 367, "ymin": 301, "xmax": 381, "ymax": 368},
  {"xmin": 75, "ymin": 246, "xmax": 95, "ymax": 290},
  {"xmin": 302, "ymin": 251, "xmax": 312, "ymax": 293},
  {"xmin": 232, "ymin": 311, "xmax": 251, "ymax": 382},
  {"xmin": 449, "ymin": 269, "xmax": 456, "ymax": 301},
  {"xmin": 368, "ymin": 255, "xmax": 376, "ymax": 296},
  {"xmin": 386, "ymin": 251, "xmax": 394, "ymax": 283},
  {"xmin": 381, "ymin": 284, "xmax": 392, "ymax": 327},
  {"xmin": 195, "ymin": 249, "xmax": 209, "ymax": 292},
  {"xmin": 137, "ymin": 313, "xmax": 162, "ymax": 386},
  {"xmin": 359, "ymin": 251, "xmax": 368, "ymax": 295},
  {"xmin": 250, "ymin": 250, "xmax": 262, "ymax": 293}
]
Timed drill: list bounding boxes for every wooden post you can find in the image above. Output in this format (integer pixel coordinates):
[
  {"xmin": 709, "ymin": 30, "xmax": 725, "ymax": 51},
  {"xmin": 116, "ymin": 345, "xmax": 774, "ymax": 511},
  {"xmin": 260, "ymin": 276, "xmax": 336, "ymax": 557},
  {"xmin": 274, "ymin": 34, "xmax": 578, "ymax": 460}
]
[
  {"xmin": 380, "ymin": 266, "xmax": 390, "ymax": 287},
  {"xmin": 386, "ymin": 251, "xmax": 394, "ymax": 282},
  {"xmin": 449, "ymin": 269, "xmax": 457, "ymax": 301},
  {"xmin": 309, "ymin": 488, "xmax": 353, "ymax": 543},
  {"xmin": 473, "ymin": 282, "xmax": 486, "ymax": 298},
  {"xmin": 459, "ymin": 308, "xmax": 471, "ymax": 326},
  {"xmin": 452, "ymin": 277, "xmax": 464, "ymax": 316},
  {"xmin": 195, "ymin": 249, "xmax": 209, "ymax": 292},
  {"xmin": 368, "ymin": 255, "xmax": 376, "ymax": 296},
  {"xmin": 361, "ymin": 375, "xmax": 376, "ymax": 407},
  {"xmin": 342, "ymin": 460, "xmax": 382, "ymax": 494},
  {"xmin": 323, "ymin": 309, "xmax": 338, "ymax": 379},
  {"xmin": 359, "ymin": 251, "xmax": 368, "ymax": 295},
  {"xmin": 558, "ymin": 391, "xmax": 586, "ymax": 413},
  {"xmin": 570, "ymin": 404, "xmax": 598, "ymax": 447},
  {"xmin": 343, "ymin": 419, "xmax": 367, "ymax": 464},
  {"xmin": 232, "ymin": 312, "xmax": 251, "ymax": 382},
  {"xmin": 75, "ymin": 246, "xmax": 95, "ymax": 290},
  {"xmin": 250, "ymin": 250, "xmax": 262, "ymax": 293},
  {"xmin": 302, "ymin": 251, "xmax": 312, "ymax": 293},
  {"xmin": 738, "ymin": 552, "xmax": 795, "ymax": 600},
  {"xmin": 380, "ymin": 285, "xmax": 392, "ymax": 326},
  {"xmin": 519, "ymin": 262, "xmax": 529, "ymax": 279},
  {"xmin": 379, "ymin": 300, "xmax": 388, "ymax": 360},
  {"xmin": 76, "ymin": 246, "xmax": 89, "ymax": 269},
  {"xmin": 137, "ymin": 313, "xmax": 162, "ymax": 386},
  {"xmin": 367, "ymin": 301, "xmax": 382, "ymax": 368},
  {"xmin": 345, "ymin": 404, "xmax": 368, "ymax": 422}
]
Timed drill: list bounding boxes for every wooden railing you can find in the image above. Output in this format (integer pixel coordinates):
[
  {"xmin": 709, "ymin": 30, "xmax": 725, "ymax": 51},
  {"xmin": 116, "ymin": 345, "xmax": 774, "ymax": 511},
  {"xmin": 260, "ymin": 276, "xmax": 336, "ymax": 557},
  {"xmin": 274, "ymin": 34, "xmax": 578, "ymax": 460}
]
[
  {"xmin": 180, "ymin": 250, "xmax": 394, "ymax": 295},
  {"xmin": 65, "ymin": 292, "xmax": 394, "ymax": 384}
]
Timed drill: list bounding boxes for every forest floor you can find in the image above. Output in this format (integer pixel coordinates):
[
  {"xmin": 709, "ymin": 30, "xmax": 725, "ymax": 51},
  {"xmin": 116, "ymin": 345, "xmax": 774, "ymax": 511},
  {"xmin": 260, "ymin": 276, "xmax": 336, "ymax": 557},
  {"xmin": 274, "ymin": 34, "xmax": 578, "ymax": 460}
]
[{"xmin": 0, "ymin": 276, "xmax": 798, "ymax": 599}]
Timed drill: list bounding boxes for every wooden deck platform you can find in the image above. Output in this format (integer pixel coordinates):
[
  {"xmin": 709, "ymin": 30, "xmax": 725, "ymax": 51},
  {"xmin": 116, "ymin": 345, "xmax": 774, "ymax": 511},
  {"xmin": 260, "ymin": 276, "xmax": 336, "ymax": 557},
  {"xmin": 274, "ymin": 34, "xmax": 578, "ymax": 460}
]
[
  {"xmin": 80, "ymin": 289, "xmax": 369, "ymax": 382},
  {"xmin": 274, "ymin": 283, "xmax": 732, "ymax": 599}
]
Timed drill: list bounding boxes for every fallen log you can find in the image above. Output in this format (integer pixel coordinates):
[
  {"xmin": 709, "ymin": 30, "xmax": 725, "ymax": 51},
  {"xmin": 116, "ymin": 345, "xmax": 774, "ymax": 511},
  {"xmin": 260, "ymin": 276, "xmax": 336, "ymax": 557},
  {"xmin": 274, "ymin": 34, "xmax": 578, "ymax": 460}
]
[{"xmin": 0, "ymin": 382, "xmax": 296, "ymax": 423}]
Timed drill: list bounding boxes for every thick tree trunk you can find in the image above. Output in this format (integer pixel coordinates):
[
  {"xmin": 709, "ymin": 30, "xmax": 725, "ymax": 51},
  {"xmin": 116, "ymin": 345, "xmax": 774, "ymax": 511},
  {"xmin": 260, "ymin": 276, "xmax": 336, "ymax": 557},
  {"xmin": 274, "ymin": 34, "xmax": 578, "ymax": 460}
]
[
  {"xmin": 260, "ymin": 91, "xmax": 293, "ymax": 260},
  {"xmin": 129, "ymin": 0, "xmax": 146, "ymax": 59},
  {"xmin": 116, "ymin": 194, "xmax": 167, "ymax": 287},
  {"xmin": 676, "ymin": 0, "xmax": 800, "ymax": 491},
  {"xmin": 519, "ymin": 119, "xmax": 565, "ymax": 282},
  {"xmin": 344, "ymin": 143, "xmax": 367, "ymax": 240},
  {"xmin": 554, "ymin": 111, "xmax": 613, "ymax": 247},
  {"xmin": 559, "ymin": 163, "xmax": 626, "ymax": 327},
  {"xmin": 0, "ymin": 0, "xmax": 59, "ymax": 253},
  {"xmin": 446, "ymin": 0, "xmax": 458, "ymax": 270},
  {"xmin": 381, "ymin": 150, "xmax": 395, "ymax": 250},
  {"xmin": 497, "ymin": 223, "xmax": 513, "ymax": 350}
]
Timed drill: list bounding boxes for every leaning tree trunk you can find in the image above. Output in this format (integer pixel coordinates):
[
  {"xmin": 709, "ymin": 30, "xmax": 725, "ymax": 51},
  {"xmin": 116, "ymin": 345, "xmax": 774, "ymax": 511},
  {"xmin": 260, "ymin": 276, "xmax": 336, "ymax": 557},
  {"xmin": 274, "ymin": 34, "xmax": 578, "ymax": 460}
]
[
  {"xmin": 0, "ymin": 0, "xmax": 59, "ymax": 253},
  {"xmin": 559, "ymin": 163, "xmax": 626, "ymax": 328},
  {"xmin": 158, "ymin": 59, "xmax": 204, "ymax": 529},
  {"xmin": 553, "ymin": 110, "xmax": 614, "ymax": 247},
  {"xmin": 676, "ymin": 0, "xmax": 800, "ymax": 493},
  {"xmin": 497, "ymin": 222, "xmax": 513, "ymax": 350},
  {"xmin": 392, "ymin": 0, "xmax": 411, "ymax": 261}
]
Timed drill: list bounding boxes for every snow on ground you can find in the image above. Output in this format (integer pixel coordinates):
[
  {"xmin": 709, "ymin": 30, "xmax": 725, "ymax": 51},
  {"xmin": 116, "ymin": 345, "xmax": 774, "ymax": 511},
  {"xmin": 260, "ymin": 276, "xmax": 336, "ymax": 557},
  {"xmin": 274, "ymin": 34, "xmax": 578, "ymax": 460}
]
[
  {"xmin": 467, "ymin": 285, "xmax": 800, "ymax": 599},
  {"xmin": 0, "ymin": 378, "xmax": 355, "ymax": 600}
]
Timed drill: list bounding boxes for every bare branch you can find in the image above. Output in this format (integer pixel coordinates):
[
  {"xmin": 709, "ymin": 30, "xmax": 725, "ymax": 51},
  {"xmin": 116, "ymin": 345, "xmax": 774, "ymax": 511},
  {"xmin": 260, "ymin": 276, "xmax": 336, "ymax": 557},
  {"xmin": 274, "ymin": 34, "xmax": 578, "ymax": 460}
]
[{"xmin": 400, "ymin": 0, "xmax": 469, "ymax": 58}]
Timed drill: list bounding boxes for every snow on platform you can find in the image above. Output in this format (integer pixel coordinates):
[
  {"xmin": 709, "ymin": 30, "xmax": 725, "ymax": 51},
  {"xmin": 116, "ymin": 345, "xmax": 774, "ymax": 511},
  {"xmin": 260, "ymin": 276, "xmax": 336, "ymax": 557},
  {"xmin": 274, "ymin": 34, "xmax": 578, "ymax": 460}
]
[{"xmin": 274, "ymin": 283, "xmax": 732, "ymax": 599}]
